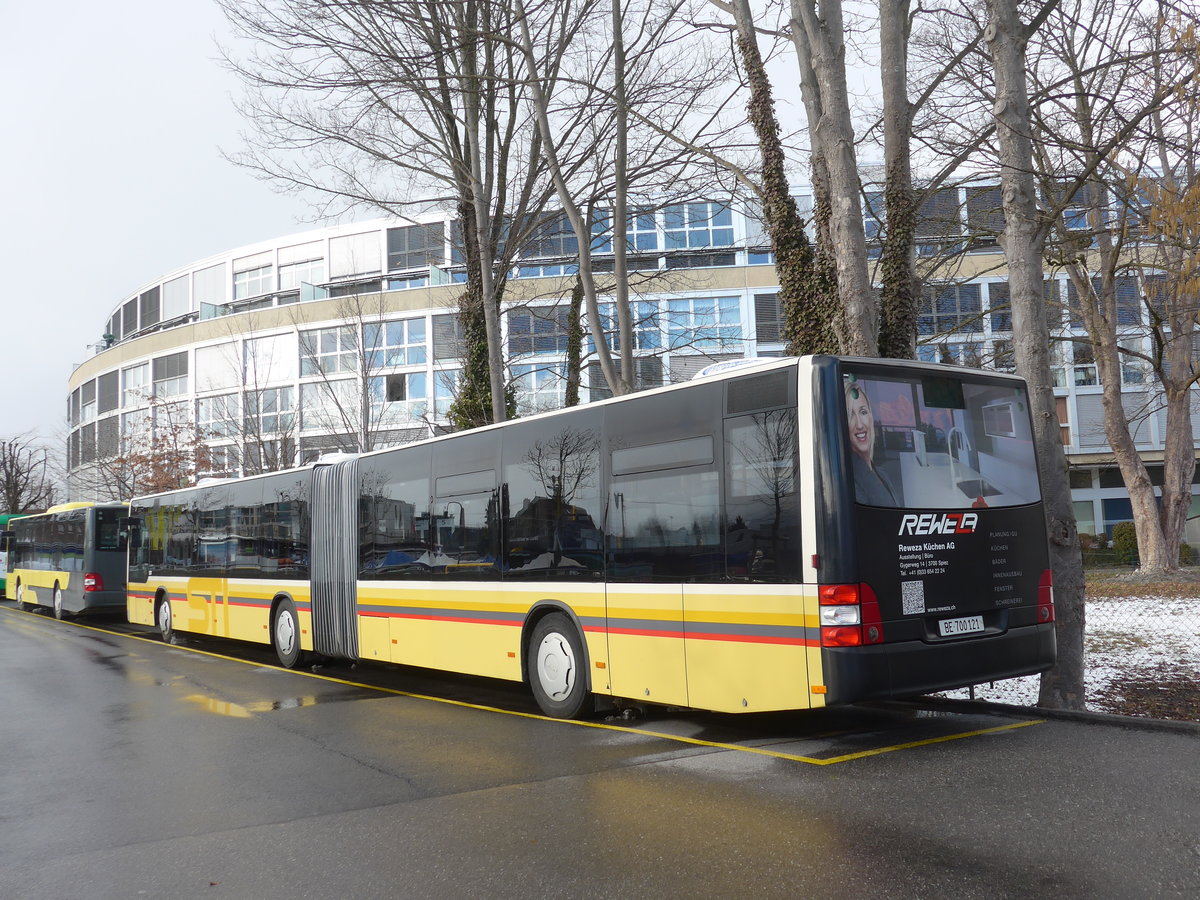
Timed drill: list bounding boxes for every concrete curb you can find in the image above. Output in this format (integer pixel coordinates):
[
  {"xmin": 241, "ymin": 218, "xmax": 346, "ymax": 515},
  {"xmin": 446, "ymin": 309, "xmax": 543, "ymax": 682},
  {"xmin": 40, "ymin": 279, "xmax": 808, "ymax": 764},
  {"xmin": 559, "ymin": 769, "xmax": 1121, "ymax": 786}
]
[{"xmin": 901, "ymin": 696, "xmax": 1200, "ymax": 737}]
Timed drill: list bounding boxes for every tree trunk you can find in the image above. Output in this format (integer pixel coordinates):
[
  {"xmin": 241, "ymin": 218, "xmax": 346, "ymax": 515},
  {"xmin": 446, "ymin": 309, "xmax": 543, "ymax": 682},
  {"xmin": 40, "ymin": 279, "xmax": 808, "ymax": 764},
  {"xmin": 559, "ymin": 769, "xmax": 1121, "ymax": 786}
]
[
  {"xmin": 877, "ymin": 0, "xmax": 919, "ymax": 360},
  {"xmin": 790, "ymin": 0, "xmax": 877, "ymax": 356},
  {"xmin": 729, "ymin": 0, "xmax": 834, "ymax": 356},
  {"xmin": 985, "ymin": 0, "xmax": 1086, "ymax": 710}
]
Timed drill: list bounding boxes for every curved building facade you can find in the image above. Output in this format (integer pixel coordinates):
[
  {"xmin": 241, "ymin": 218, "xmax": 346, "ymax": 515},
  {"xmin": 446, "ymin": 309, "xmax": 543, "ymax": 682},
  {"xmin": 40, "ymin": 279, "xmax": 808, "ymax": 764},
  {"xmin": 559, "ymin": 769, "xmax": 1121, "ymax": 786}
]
[{"xmin": 67, "ymin": 198, "xmax": 1200, "ymax": 542}]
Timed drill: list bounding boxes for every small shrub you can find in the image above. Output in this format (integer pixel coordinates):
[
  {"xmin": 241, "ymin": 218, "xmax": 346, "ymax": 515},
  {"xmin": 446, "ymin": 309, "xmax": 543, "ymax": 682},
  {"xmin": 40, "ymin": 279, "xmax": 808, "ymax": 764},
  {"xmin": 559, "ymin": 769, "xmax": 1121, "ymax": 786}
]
[
  {"xmin": 1111, "ymin": 522, "xmax": 1138, "ymax": 566},
  {"xmin": 1180, "ymin": 542, "xmax": 1196, "ymax": 566}
]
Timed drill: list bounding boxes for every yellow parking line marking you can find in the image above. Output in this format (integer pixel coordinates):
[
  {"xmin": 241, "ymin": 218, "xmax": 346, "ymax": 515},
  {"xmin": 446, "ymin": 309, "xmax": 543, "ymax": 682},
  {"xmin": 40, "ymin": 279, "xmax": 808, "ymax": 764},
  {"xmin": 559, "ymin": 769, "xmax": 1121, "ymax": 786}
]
[{"xmin": 2, "ymin": 605, "xmax": 1045, "ymax": 764}]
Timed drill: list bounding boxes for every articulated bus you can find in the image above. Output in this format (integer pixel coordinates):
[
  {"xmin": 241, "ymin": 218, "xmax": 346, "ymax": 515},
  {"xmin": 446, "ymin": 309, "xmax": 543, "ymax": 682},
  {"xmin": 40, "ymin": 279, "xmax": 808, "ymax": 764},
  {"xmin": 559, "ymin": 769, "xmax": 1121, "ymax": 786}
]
[
  {"xmin": 127, "ymin": 356, "xmax": 1055, "ymax": 718},
  {"xmin": 7, "ymin": 502, "xmax": 130, "ymax": 618}
]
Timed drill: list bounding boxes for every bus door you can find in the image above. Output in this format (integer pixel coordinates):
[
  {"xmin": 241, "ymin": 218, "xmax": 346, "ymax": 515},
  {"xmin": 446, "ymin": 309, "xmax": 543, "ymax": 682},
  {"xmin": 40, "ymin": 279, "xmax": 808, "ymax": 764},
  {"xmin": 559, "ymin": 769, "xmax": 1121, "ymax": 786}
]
[
  {"xmin": 190, "ymin": 486, "xmax": 232, "ymax": 636},
  {"xmin": 606, "ymin": 467, "xmax": 700, "ymax": 709}
]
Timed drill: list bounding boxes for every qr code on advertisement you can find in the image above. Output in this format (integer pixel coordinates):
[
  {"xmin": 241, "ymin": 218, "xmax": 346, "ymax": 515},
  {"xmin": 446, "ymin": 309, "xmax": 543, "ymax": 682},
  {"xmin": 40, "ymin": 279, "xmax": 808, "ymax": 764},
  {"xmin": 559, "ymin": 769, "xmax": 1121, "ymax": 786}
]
[{"xmin": 901, "ymin": 580, "xmax": 925, "ymax": 615}]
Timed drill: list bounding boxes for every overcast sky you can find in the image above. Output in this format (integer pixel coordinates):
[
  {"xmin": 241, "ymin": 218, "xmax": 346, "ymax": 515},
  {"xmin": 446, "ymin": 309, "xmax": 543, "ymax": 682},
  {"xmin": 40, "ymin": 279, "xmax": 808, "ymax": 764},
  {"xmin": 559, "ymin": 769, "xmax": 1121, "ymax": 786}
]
[{"xmin": 0, "ymin": 1, "xmax": 316, "ymax": 444}]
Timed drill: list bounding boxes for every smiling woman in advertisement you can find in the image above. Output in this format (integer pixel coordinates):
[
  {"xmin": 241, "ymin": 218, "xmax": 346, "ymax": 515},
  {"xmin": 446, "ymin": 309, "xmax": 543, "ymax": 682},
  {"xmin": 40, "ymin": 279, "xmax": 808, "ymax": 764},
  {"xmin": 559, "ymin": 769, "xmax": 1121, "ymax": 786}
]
[{"xmin": 844, "ymin": 377, "xmax": 902, "ymax": 507}]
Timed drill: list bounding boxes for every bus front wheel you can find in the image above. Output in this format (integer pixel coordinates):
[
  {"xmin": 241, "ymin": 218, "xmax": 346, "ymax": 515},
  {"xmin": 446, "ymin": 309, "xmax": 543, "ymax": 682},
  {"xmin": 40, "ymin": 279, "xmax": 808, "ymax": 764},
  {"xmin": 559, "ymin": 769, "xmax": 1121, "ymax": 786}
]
[
  {"xmin": 13, "ymin": 581, "xmax": 27, "ymax": 611},
  {"xmin": 272, "ymin": 598, "xmax": 303, "ymax": 669},
  {"xmin": 527, "ymin": 612, "xmax": 590, "ymax": 719},
  {"xmin": 156, "ymin": 597, "xmax": 174, "ymax": 643}
]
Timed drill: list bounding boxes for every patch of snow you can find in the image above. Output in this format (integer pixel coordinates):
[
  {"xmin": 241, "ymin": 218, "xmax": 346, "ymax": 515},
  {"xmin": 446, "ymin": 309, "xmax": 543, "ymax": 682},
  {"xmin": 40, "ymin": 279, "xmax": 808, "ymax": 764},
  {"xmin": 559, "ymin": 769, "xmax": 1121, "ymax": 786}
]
[{"xmin": 936, "ymin": 595, "xmax": 1200, "ymax": 709}]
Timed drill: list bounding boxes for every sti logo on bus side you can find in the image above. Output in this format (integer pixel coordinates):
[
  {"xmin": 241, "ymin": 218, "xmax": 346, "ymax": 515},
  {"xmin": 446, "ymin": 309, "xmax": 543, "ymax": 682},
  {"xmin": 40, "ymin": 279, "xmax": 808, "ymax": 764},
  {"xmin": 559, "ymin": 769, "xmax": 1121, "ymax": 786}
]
[{"xmin": 898, "ymin": 512, "xmax": 979, "ymax": 536}]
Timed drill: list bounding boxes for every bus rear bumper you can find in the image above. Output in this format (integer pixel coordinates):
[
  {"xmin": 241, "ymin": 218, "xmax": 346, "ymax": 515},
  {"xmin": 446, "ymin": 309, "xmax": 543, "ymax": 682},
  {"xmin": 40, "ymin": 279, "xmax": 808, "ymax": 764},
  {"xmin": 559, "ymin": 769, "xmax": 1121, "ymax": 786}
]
[
  {"xmin": 821, "ymin": 622, "xmax": 1057, "ymax": 704},
  {"xmin": 77, "ymin": 590, "xmax": 128, "ymax": 614}
]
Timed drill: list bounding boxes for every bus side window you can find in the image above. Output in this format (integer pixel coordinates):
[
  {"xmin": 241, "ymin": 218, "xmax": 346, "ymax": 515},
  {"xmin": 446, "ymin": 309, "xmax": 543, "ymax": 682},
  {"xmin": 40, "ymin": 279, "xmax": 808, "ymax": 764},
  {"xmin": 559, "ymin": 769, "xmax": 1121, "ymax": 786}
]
[{"xmin": 723, "ymin": 408, "xmax": 801, "ymax": 581}]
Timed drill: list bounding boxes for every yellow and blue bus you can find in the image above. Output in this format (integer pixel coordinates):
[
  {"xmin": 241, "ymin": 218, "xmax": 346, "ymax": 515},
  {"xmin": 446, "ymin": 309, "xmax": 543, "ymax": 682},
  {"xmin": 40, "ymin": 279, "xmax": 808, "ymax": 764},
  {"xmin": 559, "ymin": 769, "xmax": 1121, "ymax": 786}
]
[
  {"xmin": 127, "ymin": 356, "xmax": 1055, "ymax": 717},
  {"xmin": 8, "ymin": 502, "xmax": 130, "ymax": 618}
]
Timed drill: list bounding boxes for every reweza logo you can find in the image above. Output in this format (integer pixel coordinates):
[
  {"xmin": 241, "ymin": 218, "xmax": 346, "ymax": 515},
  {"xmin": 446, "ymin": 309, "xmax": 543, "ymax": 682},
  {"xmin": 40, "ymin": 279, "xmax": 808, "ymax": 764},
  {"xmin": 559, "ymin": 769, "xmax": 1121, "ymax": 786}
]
[{"xmin": 898, "ymin": 512, "xmax": 979, "ymax": 535}]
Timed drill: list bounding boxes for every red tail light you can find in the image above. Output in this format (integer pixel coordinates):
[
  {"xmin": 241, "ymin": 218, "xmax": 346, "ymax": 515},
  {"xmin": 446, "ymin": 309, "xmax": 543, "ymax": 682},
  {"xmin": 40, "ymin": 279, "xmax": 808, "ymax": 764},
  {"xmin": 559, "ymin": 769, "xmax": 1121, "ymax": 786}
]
[
  {"xmin": 1038, "ymin": 569, "xmax": 1055, "ymax": 623},
  {"xmin": 819, "ymin": 583, "xmax": 885, "ymax": 647},
  {"xmin": 84, "ymin": 572, "xmax": 103, "ymax": 592}
]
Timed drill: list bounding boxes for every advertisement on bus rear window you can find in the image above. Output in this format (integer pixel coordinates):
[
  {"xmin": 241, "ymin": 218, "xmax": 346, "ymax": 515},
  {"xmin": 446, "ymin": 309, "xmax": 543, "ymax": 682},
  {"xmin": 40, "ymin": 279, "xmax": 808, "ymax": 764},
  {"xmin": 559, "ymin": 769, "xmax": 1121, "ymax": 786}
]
[{"xmin": 842, "ymin": 369, "xmax": 1047, "ymax": 622}]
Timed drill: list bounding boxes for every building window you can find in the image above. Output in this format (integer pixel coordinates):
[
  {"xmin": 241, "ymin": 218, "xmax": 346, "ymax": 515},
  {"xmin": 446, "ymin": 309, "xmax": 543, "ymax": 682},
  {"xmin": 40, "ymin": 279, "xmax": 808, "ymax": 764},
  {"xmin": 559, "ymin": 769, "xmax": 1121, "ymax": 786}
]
[
  {"xmin": 387, "ymin": 223, "xmax": 443, "ymax": 271},
  {"xmin": 432, "ymin": 314, "xmax": 463, "ymax": 361},
  {"xmin": 300, "ymin": 380, "xmax": 356, "ymax": 432},
  {"xmin": 667, "ymin": 296, "xmax": 743, "ymax": 350},
  {"xmin": 516, "ymin": 262, "xmax": 579, "ymax": 279},
  {"xmin": 152, "ymin": 352, "xmax": 189, "ymax": 398},
  {"xmin": 434, "ymin": 369, "xmax": 458, "ymax": 419},
  {"xmin": 754, "ymin": 293, "xmax": 782, "ymax": 342},
  {"xmin": 365, "ymin": 318, "xmax": 428, "ymax": 367},
  {"xmin": 626, "ymin": 208, "xmax": 660, "ymax": 252},
  {"xmin": 664, "ymin": 202, "xmax": 734, "ymax": 249},
  {"xmin": 279, "ymin": 258, "xmax": 325, "ymax": 291},
  {"xmin": 918, "ymin": 283, "xmax": 983, "ymax": 335},
  {"xmin": 965, "ymin": 186, "xmax": 1004, "ymax": 248},
  {"xmin": 245, "ymin": 387, "xmax": 295, "ymax": 435},
  {"xmin": 508, "ymin": 307, "xmax": 573, "ymax": 355},
  {"xmin": 81, "ymin": 380, "xmax": 97, "ymax": 423},
  {"xmin": 162, "ymin": 274, "xmax": 190, "ymax": 320},
  {"xmin": 1072, "ymin": 341, "xmax": 1097, "ymax": 386},
  {"xmin": 512, "ymin": 362, "xmax": 566, "ymax": 414},
  {"xmin": 122, "ymin": 409, "xmax": 151, "ymax": 455},
  {"xmin": 300, "ymin": 326, "xmax": 358, "ymax": 376},
  {"xmin": 198, "ymin": 393, "xmax": 239, "ymax": 439},
  {"xmin": 140, "ymin": 287, "xmax": 161, "ymax": 329},
  {"xmin": 524, "ymin": 214, "xmax": 578, "ymax": 259},
  {"xmin": 916, "ymin": 187, "xmax": 964, "ymax": 242},
  {"xmin": 123, "ymin": 298, "xmax": 139, "ymax": 338},
  {"xmin": 1056, "ymin": 396, "xmax": 1071, "ymax": 446},
  {"xmin": 97, "ymin": 372, "xmax": 119, "ymax": 415},
  {"xmin": 370, "ymin": 372, "xmax": 428, "ymax": 427},
  {"xmin": 591, "ymin": 301, "xmax": 661, "ymax": 353},
  {"xmin": 122, "ymin": 364, "xmax": 149, "ymax": 408},
  {"xmin": 233, "ymin": 265, "xmax": 273, "ymax": 300}
]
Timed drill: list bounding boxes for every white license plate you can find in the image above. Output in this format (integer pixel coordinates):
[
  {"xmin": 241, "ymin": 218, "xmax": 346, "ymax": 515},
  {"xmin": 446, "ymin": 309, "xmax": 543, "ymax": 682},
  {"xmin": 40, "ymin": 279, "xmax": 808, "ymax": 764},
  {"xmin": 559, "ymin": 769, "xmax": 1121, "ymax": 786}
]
[{"xmin": 938, "ymin": 615, "xmax": 985, "ymax": 637}]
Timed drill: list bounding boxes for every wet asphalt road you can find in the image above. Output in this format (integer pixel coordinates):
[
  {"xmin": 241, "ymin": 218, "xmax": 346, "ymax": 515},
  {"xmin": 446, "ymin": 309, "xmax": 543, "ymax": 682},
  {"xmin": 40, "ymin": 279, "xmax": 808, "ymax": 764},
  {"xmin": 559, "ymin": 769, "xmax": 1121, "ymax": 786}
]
[{"xmin": 2, "ymin": 603, "xmax": 1198, "ymax": 900}]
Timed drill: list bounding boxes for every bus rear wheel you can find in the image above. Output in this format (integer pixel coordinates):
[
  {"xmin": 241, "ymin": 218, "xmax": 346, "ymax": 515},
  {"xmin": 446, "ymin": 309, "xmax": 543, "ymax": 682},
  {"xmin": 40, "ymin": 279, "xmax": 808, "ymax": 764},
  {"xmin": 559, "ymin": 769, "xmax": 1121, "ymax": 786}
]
[
  {"xmin": 272, "ymin": 598, "xmax": 304, "ymax": 669},
  {"xmin": 156, "ymin": 597, "xmax": 174, "ymax": 643},
  {"xmin": 14, "ymin": 581, "xmax": 27, "ymax": 611},
  {"xmin": 527, "ymin": 612, "xmax": 590, "ymax": 719},
  {"xmin": 53, "ymin": 586, "xmax": 66, "ymax": 620}
]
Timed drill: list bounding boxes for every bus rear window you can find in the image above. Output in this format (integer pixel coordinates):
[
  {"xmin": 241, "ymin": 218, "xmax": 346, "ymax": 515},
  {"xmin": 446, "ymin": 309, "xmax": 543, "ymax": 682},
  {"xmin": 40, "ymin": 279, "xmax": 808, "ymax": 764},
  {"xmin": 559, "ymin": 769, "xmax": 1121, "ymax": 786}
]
[
  {"xmin": 95, "ymin": 509, "xmax": 126, "ymax": 552},
  {"xmin": 843, "ymin": 370, "xmax": 1041, "ymax": 510}
]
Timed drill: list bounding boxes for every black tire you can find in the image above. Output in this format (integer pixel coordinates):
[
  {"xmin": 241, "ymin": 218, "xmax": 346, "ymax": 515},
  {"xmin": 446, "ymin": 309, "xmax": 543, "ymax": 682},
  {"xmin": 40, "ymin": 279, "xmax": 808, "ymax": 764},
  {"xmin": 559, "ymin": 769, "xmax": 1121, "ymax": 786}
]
[
  {"xmin": 527, "ymin": 612, "xmax": 590, "ymax": 719},
  {"xmin": 53, "ymin": 586, "xmax": 66, "ymax": 620},
  {"xmin": 272, "ymin": 598, "xmax": 304, "ymax": 669},
  {"xmin": 14, "ymin": 581, "xmax": 27, "ymax": 611},
  {"xmin": 156, "ymin": 595, "xmax": 174, "ymax": 643}
]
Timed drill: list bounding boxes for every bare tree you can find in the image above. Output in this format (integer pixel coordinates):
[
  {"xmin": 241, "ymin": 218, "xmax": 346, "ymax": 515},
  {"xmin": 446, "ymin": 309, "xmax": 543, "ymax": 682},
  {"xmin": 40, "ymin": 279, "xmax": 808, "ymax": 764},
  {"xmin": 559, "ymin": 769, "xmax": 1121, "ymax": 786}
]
[
  {"xmin": 985, "ymin": 0, "xmax": 1086, "ymax": 710},
  {"xmin": 220, "ymin": 0, "xmax": 563, "ymax": 427},
  {"xmin": 0, "ymin": 435, "xmax": 56, "ymax": 513},
  {"xmin": 1025, "ymin": 0, "xmax": 1200, "ymax": 573}
]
